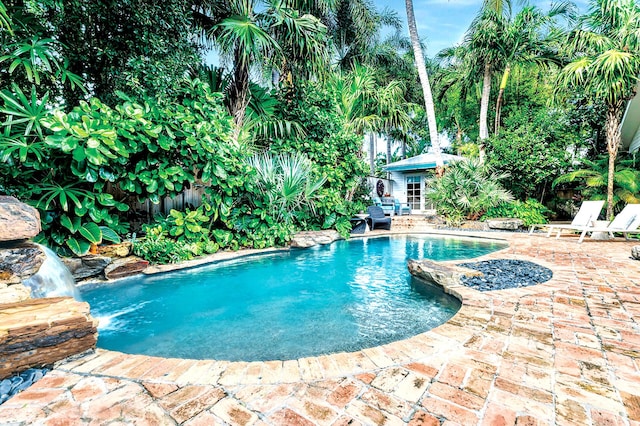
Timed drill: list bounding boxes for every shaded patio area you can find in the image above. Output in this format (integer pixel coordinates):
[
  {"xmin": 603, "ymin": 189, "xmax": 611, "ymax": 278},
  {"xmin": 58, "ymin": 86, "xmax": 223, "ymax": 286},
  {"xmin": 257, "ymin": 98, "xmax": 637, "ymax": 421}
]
[{"xmin": 0, "ymin": 232, "xmax": 639, "ymax": 425}]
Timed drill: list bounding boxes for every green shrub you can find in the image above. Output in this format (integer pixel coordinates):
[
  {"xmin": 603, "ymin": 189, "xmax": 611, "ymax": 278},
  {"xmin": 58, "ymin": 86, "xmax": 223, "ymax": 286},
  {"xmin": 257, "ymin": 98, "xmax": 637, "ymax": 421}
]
[
  {"xmin": 132, "ymin": 225, "xmax": 194, "ymax": 264},
  {"xmin": 165, "ymin": 205, "xmax": 211, "ymax": 243},
  {"xmin": 0, "ymin": 79, "xmax": 243, "ymax": 255},
  {"xmin": 482, "ymin": 199, "xmax": 551, "ymax": 226},
  {"xmin": 485, "ymin": 109, "xmax": 576, "ymax": 201},
  {"xmin": 269, "ymin": 82, "xmax": 369, "ymax": 235},
  {"xmin": 427, "ymin": 158, "xmax": 513, "ymax": 226}
]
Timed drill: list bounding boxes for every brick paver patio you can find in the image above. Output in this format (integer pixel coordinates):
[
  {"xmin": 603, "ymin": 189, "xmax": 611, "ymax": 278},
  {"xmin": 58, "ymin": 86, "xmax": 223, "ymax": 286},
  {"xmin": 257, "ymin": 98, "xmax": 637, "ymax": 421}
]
[{"xmin": 1, "ymin": 231, "xmax": 639, "ymax": 425}]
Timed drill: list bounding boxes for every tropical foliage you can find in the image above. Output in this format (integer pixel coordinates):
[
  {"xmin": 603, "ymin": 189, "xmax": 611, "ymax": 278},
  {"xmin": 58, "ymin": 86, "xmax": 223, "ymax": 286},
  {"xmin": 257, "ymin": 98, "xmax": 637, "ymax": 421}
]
[
  {"xmin": 485, "ymin": 104, "xmax": 583, "ymax": 200},
  {"xmin": 248, "ymin": 152, "xmax": 326, "ymax": 225},
  {"xmin": 0, "ymin": 80, "xmax": 242, "ymax": 255},
  {"xmin": 426, "ymin": 159, "xmax": 513, "ymax": 226},
  {"xmin": 2, "ymin": 0, "xmax": 640, "ymax": 262},
  {"xmin": 270, "ymin": 81, "xmax": 370, "ymax": 235},
  {"xmin": 556, "ymin": 0, "xmax": 640, "ymax": 220},
  {"xmin": 553, "ymin": 157, "xmax": 640, "ymax": 214},
  {"xmin": 482, "ymin": 199, "xmax": 551, "ymax": 226}
]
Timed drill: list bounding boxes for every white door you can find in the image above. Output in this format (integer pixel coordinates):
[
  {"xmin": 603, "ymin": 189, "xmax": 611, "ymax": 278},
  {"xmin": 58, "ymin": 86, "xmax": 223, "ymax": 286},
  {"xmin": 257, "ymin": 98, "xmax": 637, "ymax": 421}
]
[{"xmin": 406, "ymin": 176, "xmax": 421, "ymax": 211}]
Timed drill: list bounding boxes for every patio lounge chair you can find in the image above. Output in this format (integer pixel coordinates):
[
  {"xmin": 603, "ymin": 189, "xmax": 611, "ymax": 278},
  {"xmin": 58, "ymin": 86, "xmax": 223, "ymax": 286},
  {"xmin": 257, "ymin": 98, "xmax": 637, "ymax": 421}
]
[
  {"xmin": 528, "ymin": 200, "xmax": 605, "ymax": 237},
  {"xmin": 394, "ymin": 199, "xmax": 412, "ymax": 215},
  {"xmin": 367, "ymin": 205, "xmax": 392, "ymax": 230},
  {"xmin": 379, "ymin": 197, "xmax": 396, "ymax": 216},
  {"xmin": 372, "ymin": 197, "xmax": 393, "ymax": 216},
  {"xmin": 562, "ymin": 203, "xmax": 640, "ymax": 243}
]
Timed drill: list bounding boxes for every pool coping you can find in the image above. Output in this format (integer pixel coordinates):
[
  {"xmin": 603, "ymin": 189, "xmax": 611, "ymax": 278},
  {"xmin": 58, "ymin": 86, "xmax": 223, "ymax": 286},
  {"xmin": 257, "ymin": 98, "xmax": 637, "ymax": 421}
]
[{"xmin": 61, "ymin": 231, "xmax": 562, "ymax": 386}]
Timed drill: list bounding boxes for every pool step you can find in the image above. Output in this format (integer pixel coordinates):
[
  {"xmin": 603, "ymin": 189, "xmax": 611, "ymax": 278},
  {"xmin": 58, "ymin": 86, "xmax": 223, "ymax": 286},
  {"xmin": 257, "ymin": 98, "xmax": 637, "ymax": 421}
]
[{"xmin": 391, "ymin": 215, "xmax": 439, "ymax": 231}]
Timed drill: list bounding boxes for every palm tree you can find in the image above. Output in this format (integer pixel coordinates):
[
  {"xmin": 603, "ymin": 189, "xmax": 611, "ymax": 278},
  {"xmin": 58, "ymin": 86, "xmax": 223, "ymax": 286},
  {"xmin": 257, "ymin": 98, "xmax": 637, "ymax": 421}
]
[
  {"xmin": 327, "ymin": 65, "xmax": 378, "ymax": 174},
  {"xmin": 329, "ymin": 64, "xmax": 380, "ymax": 134},
  {"xmin": 466, "ymin": 7, "xmax": 505, "ymax": 161},
  {"xmin": 483, "ymin": 0, "xmax": 511, "ymax": 16},
  {"xmin": 377, "ymin": 79, "xmax": 414, "ymax": 166},
  {"xmin": 462, "ymin": 0, "xmax": 515, "ymax": 161},
  {"xmin": 203, "ymin": 0, "xmax": 327, "ymax": 133},
  {"xmin": 328, "ymin": 64, "xmax": 412, "ymax": 174},
  {"xmin": 557, "ymin": 0, "xmax": 640, "ymax": 220},
  {"xmin": 405, "ymin": 0, "xmax": 443, "ymax": 171},
  {"xmin": 330, "ymin": 0, "xmax": 401, "ymax": 70},
  {"xmin": 264, "ymin": 1, "xmax": 330, "ymax": 85},
  {"xmin": 435, "ymin": 44, "xmax": 481, "ymax": 146},
  {"xmin": 493, "ymin": 3, "xmax": 572, "ymax": 134},
  {"xmin": 553, "ymin": 156, "xmax": 640, "ymax": 214},
  {"xmin": 209, "ymin": 0, "xmax": 278, "ymax": 129}
]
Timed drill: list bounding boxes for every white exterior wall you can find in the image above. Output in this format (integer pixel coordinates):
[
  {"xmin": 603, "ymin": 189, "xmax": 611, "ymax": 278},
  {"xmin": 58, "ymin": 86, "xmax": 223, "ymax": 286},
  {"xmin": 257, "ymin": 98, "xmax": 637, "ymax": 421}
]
[
  {"xmin": 366, "ymin": 176, "xmax": 393, "ymax": 198},
  {"xmin": 621, "ymin": 81, "xmax": 640, "ymax": 153},
  {"xmin": 387, "ymin": 171, "xmax": 436, "ymax": 213},
  {"xmin": 388, "ymin": 171, "xmax": 407, "ymax": 203},
  {"xmin": 631, "ymin": 126, "xmax": 640, "ymax": 153}
]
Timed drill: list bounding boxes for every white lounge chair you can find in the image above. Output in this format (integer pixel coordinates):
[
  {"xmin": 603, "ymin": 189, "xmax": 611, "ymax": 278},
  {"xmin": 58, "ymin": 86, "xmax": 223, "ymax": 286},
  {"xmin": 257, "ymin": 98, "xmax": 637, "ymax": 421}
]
[
  {"xmin": 563, "ymin": 204, "xmax": 640, "ymax": 243},
  {"xmin": 529, "ymin": 200, "xmax": 605, "ymax": 237}
]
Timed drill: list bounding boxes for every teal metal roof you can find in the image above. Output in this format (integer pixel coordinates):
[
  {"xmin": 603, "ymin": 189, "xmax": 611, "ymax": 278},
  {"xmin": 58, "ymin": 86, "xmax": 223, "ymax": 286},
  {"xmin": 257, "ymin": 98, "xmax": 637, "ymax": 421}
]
[{"xmin": 383, "ymin": 153, "xmax": 464, "ymax": 172}]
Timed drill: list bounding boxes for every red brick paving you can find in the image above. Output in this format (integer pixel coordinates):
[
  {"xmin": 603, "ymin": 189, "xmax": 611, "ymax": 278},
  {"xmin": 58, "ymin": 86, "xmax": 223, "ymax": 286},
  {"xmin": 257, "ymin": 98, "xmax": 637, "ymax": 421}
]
[{"xmin": 0, "ymin": 232, "xmax": 639, "ymax": 425}]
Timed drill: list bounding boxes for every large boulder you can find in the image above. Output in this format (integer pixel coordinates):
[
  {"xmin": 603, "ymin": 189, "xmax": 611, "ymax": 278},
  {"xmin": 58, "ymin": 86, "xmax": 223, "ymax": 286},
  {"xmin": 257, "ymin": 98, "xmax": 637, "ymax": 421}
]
[
  {"xmin": 486, "ymin": 218, "xmax": 524, "ymax": 231},
  {"xmin": 61, "ymin": 255, "xmax": 112, "ymax": 280},
  {"xmin": 0, "ymin": 243, "xmax": 47, "ymax": 280},
  {"xmin": 0, "ymin": 282, "xmax": 31, "ymax": 304},
  {"xmin": 290, "ymin": 230, "xmax": 343, "ymax": 248},
  {"xmin": 0, "ymin": 196, "xmax": 41, "ymax": 242},
  {"xmin": 408, "ymin": 259, "xmax": 483, "ymax": 288},
  {"xmin": 0, "ymin": 297, "xmax": 98, "ymax": 379},
  {"xmin": 97, "ymin": 242, "xmax": 132, "ymax": 258},
  {"xmin": 460, "ymin": 221, "xmax": 490, "ymax": 231},
  {"xmin": 104, "ymin": 256, "xmax": 149, "ymax": 280},
  {"xmin": 0, "ymin": 255, "xmax": 31, "ymax": 303},
  {"xmin": 632, "ymin": 246, "xmax": 640, "ymax": 261}
]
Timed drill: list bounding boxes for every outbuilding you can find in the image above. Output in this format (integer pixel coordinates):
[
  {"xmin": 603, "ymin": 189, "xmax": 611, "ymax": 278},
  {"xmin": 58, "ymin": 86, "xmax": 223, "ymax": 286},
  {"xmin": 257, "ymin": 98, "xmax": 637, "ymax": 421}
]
[{"xmin": 381, "ymin": 152, "xmax": 463, "ymax": 213}]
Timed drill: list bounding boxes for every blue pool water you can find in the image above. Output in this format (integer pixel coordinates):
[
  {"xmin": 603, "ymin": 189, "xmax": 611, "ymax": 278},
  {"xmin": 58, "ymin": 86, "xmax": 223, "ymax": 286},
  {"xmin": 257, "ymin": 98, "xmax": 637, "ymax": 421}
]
[{"xmin": 81, "ymin": 235, "xmax": 504, "ymax": 361}]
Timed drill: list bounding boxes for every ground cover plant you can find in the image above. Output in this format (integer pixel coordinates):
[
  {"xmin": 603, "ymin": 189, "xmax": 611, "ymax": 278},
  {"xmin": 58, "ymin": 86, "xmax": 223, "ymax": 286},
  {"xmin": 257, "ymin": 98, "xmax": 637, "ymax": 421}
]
[{"xmin": 482, "ymin": 199, "xmax": 551, "ymax": 227}]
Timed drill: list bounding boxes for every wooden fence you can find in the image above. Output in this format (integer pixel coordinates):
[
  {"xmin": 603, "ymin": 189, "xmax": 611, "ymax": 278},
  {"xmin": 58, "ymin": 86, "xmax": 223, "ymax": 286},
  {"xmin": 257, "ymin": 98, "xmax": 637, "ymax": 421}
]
[{"xmin": 107, "ymin": 184, "xmax": 207, "ymax": 230}]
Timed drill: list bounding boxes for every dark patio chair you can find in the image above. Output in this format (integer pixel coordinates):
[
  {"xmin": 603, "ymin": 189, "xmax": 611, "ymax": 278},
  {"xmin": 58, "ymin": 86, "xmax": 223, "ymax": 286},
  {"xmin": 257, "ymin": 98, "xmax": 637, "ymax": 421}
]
[{"xmin": 366, "ymin": 206, "xmax": 392, "ymax": 230}]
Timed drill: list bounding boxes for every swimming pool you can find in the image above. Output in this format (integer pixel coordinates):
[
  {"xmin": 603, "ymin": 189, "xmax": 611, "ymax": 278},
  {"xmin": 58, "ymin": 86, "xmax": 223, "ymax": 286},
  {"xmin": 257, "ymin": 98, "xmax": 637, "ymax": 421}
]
[{"xmin": 81, "ymin": 235, "xmax": 504, "ymax": 361}]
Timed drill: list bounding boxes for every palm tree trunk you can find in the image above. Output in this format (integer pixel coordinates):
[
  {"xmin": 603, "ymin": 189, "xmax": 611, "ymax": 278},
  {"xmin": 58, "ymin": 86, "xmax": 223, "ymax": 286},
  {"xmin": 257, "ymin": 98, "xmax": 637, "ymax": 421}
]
[
  {"xmin": 605, "ymin": 105, "xmax": 622, "ymax": 221},
  {"xmin": 478, "ymin": 62, "xmax": 492, "ymax": 163},
  {"xmin": 494, "ymin": 64, "xmax": 510, "ymax": 135},
  {"xmin": 401, "ymin": 140, "xmax": 406, "ymax": 159},
  {"xmin": 369, "ymin": 133, "xmax": 376, "ymax": 176},
  {"xmin": 227, "ymin": 46, "xmax": 250, "ymax": 141},
  {"xmin": 386, "ymin": 137, "xmax": 392, "ymax": 164},
  {"xmin": 405, "ymin": 0, "xmax": 444, "ymax": 172}
]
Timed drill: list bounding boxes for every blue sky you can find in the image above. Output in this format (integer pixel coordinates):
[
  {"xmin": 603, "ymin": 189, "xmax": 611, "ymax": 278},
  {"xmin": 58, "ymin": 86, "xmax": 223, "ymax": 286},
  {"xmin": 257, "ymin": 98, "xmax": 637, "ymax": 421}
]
[
  {"xmin": 374, "ymin": 0, "xmax": 588, "ymax": 56},
  {"xmin": 206, "ymin": 0, "xmax": 588, "ymax": 65}
]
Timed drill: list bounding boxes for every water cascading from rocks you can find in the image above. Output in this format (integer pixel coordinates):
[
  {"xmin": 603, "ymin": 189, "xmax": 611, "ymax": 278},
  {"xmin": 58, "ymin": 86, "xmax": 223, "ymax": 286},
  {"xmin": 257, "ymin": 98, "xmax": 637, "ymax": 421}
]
[
  {"xmin": 0, "ymin": 196, "xmax": 81, "ymax": 301},
  {"xmin": 0, "ymin": 196, "xmax": 98, "ymax": 384},
  {"xmin": 23, "ymin": 245, "xmax": 80, "ymax": 300}
]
